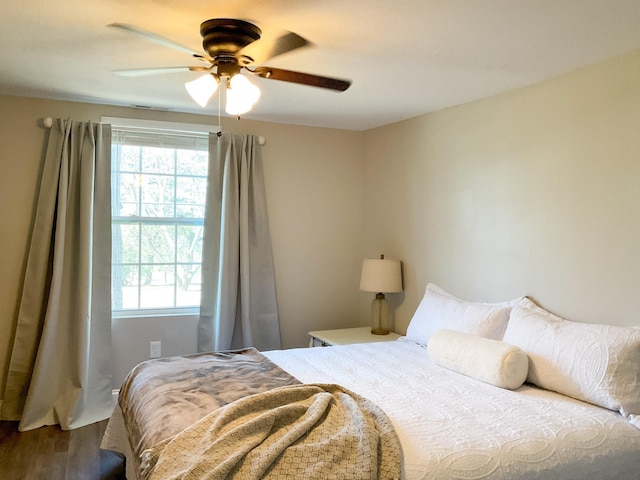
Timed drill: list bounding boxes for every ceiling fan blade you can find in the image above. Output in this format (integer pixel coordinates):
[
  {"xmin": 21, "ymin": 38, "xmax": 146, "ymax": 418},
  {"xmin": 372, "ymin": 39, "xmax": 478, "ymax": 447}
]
[
  {"xmin": 108, "ymin": 23, "xmax": 213, "ymax": 62},
  {"xmin": 239, "ymin": 31, "xmax": 309, "ymax": 65},
  {"xmin": 250, "ymin": 66, "xmax": 351, "ymax": 91},
  {"xmin": 114, "ymin": 66, "xmax": 210, "ymax": 77}
]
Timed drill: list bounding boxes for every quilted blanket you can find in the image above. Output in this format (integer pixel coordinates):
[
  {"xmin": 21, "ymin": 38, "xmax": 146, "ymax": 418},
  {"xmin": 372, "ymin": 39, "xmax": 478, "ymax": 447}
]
[{"xmin": 139, "ymin": 383, "xmax": 402, "ymax": 480}]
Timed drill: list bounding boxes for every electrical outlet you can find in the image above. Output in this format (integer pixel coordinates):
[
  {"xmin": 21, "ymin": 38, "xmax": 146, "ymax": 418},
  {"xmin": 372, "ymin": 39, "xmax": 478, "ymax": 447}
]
[{"xmin": 150, "ymin": 341, "xmax": 161, "ymax": 358}]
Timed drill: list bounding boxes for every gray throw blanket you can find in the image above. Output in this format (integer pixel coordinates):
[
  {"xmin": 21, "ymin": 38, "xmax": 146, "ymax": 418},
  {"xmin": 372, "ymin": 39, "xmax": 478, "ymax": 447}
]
[
  {"xmin": 140, "ymin": 383, "xmax": 402, "ymax": 480},
  {"xmin": 119, "ymin": 348, "xmax": 301, "ymax": 465}
]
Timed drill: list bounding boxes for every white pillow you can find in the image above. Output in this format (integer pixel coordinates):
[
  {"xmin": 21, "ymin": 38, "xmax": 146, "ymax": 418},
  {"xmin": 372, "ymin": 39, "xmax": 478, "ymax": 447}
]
[
  {"xmin": 503, "ymin": 299, "xmax": 640, "ymax": 428},
  {"xmin": 405, "ymin": 283, "xmax": 520, "ymax": 346},
  {"xmin": 428, "ymin": 329, "xmax": 529, "ymax": 390}
]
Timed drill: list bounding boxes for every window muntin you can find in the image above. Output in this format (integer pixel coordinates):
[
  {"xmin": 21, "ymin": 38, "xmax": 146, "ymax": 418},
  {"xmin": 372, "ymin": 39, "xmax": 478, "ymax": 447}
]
[{"xmin": 111, "ymin": 128, "xmax": 208, "ymax": 314}]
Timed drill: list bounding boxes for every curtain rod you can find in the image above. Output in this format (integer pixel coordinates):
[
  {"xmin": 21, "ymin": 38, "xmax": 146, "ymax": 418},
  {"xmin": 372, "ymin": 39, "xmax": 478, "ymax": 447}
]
[{"xmin": 42, "ymin": 117, "xmax": 266, "ymax": 145}]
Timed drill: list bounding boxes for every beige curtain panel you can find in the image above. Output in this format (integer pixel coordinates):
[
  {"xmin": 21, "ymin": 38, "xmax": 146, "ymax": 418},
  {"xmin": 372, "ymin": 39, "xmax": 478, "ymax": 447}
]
[
  {"xmin": 2, "ymin": 118, "xmax": 113, "ymax": 431},
  {"xmin": 199, "ymin": 133, "xmax": 282, "ymax": 352}
]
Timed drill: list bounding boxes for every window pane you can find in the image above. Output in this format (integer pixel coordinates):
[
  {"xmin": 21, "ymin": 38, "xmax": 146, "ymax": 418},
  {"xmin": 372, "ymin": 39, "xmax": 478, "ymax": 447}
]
[
  {"xmin": 177, "ymin": 225, "xmax": 203, "ymax": 263},
  {"xmin": 141, "ymin": 225, "xmax": 175, "ymax": 263},
  {"xmin": 176, "ymin": 205, "xmax": 205, "ymax": 218},
  {"xmin": 117, "ymin": 145, "xmax": 140, "ymax": 172},
  {"xmin": 140, "ymin": 264, "xmax": 175, "ymax": 308},
  {"xmin": 176, "ymin": 176, "xmax": 207, "ymax": 215},
  {"xmin": 113, "ymin": 223, "xmax": 140, "ymax": 263},
  {"xmin": 141, "ymin": 147, "xmax": 175, "ymax": 174},
  {"xmin": 177, "ymin": 149, "xmax": 208, "ymax": 176},
  {"xmin": 177, "ymin": 264, "xmax": 201, "ymax": 306},
  {"xmin": 112, "ymin": 264, "xmax": 139, "ymax": 310},
  {"xmin": 113, "ymin": 173, "xmax": 140, "ymax": 216},
  {"xmin": 140, "ymin": 174, "xmax": 175, "ymax": 217}
]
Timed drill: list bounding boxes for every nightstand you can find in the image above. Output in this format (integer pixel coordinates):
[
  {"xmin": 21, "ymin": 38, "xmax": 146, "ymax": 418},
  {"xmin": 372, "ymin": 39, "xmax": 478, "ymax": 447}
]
[{"xmin": 308, "ymin": 326, "xmax": 401, "ymax": 347}]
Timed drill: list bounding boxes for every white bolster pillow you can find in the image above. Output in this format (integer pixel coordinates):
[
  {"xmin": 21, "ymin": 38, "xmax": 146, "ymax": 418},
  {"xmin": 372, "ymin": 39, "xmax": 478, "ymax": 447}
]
[{"xmin": 427, "ymin": 329, "xmax": 529, "ymax": 390}]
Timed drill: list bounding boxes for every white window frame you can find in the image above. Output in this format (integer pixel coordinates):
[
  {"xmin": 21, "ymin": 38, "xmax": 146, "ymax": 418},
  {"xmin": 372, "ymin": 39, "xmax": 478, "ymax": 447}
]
[
  {"xmin": 102, "ymin": 117, "xmax": 221, "ymax": 136},
  {"xmin": 106, "ymin": 117, "xmax": 219, "ymax": 318}
]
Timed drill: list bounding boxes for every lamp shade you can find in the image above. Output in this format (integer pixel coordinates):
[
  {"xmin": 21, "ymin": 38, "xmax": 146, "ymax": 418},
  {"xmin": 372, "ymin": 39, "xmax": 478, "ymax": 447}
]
[{"xmin": 360, "ymin": 258, "xmax": 402, "ymax": 293}]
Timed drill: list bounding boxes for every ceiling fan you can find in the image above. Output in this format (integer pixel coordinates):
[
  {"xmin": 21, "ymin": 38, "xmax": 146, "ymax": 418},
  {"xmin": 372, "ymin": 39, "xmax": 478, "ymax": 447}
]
[{"xmin": 109, "ymin": 18, "xmax": 352, "ymax": 116}]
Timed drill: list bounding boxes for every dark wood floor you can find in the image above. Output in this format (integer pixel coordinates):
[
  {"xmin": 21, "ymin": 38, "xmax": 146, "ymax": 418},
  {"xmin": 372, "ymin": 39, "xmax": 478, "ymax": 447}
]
[{"xmin": 0, "ymin": 419, "xmax": 125, "ymax": 480}]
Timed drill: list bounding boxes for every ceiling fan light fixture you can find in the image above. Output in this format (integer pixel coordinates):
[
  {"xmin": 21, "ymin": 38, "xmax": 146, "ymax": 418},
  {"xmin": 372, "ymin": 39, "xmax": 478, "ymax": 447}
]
[
  {"xmin": 230, "ymin": 73, "xmax": 261, "ymax": 105},
  {"xmin": 225, "ymin": 73, "xmax": 261, "ymax": 115},
  {"xmin": 225, "ymin": 87, "xmax": 253, "ymax": 116},
  {"xmin": 185, "ymin": 73, "xmax": 219, "ymax": 107}
]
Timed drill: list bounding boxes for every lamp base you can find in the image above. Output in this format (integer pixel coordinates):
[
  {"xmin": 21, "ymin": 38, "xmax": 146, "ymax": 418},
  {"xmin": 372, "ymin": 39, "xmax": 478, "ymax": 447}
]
[
  {"xmin": 370, "ymin": 293, "xmax": 390, "ymax": 335},
  {"xmin": 371, "ymin": 327, "xmax": 390, "ymax": 335}
]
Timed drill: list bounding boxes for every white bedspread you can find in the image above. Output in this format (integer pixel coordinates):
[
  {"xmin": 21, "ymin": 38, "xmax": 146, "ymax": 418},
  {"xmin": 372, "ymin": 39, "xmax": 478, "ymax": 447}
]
[{"xmin": 265, "ymin": 339, "xmax": 640, "ymax": 480}]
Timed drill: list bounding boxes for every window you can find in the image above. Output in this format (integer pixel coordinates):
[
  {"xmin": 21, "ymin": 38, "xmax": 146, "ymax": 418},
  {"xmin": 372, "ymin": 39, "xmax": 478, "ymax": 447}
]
[{"xmin": 110, "ymin": 120, "xmax": 212, "ymax": 315}]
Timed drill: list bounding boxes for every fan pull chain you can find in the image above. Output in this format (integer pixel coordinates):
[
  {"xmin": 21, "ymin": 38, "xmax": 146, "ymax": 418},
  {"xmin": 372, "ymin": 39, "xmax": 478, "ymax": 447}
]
[{"xmin": 216, "ymin": 83, "xmax": 222, "ymax": 137}]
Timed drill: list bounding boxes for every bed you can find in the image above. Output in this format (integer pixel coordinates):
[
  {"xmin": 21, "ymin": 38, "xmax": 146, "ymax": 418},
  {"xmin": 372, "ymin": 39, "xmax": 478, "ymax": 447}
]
[{"xmin": 102, "ymin": 283, "xmax": 640, "ymax": 479}]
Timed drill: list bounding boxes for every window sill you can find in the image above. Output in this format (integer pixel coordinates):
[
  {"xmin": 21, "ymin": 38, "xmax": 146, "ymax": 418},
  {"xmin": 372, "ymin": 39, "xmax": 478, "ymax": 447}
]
[{"xmin": 112, "ymin": 308, "xmax": 199, "ymax": 319}]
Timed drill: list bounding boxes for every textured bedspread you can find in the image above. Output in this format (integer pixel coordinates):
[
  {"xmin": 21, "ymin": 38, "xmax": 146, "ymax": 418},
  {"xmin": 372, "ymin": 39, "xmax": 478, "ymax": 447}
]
[
  {"xmin": 266, "ymin": 340, "xmax": 640, "ymax": 480},
  {"xmin": 140, "ymin": 383, "xmax": 402, "ymax": 480},
  {"xmin": 118, "ymin": 348, "xmax": 300, "ymax": 470}
]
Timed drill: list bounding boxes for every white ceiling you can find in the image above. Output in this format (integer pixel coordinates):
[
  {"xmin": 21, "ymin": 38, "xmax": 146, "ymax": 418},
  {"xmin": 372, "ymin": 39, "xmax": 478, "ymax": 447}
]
[{"xmin": 2, "ymin": 0, "xmax": 640, "ymax": 131}]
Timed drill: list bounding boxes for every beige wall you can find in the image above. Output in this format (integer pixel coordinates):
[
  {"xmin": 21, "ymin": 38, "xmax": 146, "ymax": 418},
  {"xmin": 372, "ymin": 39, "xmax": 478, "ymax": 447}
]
[
  {"xmin": 3, "ymin": 45, "xmax": 640, "ymax": 395},
  {"xmin": 0, "ymin": 95, "xmax": 364, "ymax": 390},
  {"xmin": 362, "ymin": 48, "xmax": 640, "ymax": 334}
]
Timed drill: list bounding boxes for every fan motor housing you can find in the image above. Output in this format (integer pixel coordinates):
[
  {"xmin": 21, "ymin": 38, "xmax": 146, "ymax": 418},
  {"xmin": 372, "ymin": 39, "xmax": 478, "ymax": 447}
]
[{"xmin": 200, "ymin": 18, "xmax": 261, "ymax": 57}]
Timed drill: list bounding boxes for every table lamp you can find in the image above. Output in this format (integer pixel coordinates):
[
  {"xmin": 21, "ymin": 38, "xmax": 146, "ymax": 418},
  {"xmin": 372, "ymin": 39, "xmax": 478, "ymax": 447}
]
[{"xmin": 359, "ymin": 254, "xmax": 402, "ymax": 335}]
